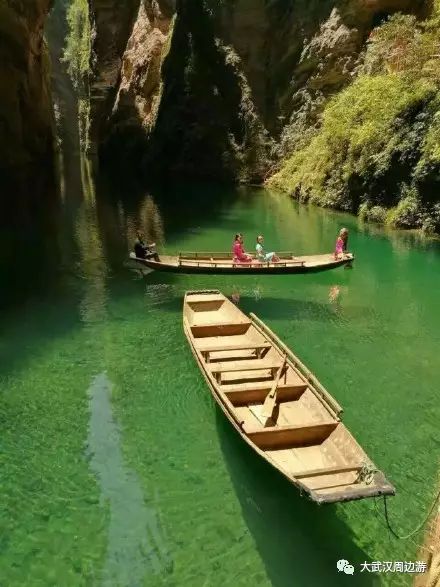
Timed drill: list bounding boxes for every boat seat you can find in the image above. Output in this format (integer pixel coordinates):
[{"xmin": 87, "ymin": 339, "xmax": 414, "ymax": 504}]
[
  {"xmin": 186, "ymin": 294, "xmax": 225, "ymax": 303},
  {"xmin": 190, "ymin": 322, "xmax": 252, "ymax": 338},
  {"xmin": 293, "ymin": 464, "xmax": 362, "ymax": 479},
  {"xmin": 198, "ymin": 342, "xmax": 271, "ymax": 354},
  {"xmin": 199, "ymin": 342, "xmax": 271, "ymax": 363},
  {"xmin": 225, "ymin": 383, "xmax": 307, "ymax": 406},
  {"xmin": 245, "ymin": 421, "xmax": 338, "ymax": 450},
  {"xmin": 210, "ymin": 359, "xmax": 282, "ymax": 375},
  {"xmin": 207, "ymin": 349, "xmax": 261, "ymax": 362}
]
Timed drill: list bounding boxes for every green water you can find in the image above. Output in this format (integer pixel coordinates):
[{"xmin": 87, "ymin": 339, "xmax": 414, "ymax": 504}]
[{"xmin": 1, "ymin": 177, "xmax": 440, "ymax": 587}]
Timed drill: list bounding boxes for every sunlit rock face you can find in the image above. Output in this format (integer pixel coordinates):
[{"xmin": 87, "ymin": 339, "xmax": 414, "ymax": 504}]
[
  {"xmin": 88, "ymin": 0, "xmax": 426, "ymax": 181},
  {"xmin": 88, "ymin": 0, "xmax": 143, "ymax": 145},
  {"xmin": 0, "ymin": 0, "xmax": 55, "ymax": 199},
  {"xmin": 103, "ymin": 0, "xmax": 173, "ymax": 134}
]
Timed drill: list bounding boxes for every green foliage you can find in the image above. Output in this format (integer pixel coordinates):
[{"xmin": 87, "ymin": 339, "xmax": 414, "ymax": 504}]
[
  {"xmin": 359, "ymin": 203, "xmax": 388, "ymax": 224},
  {"xmin": 270, "ymin": 7, "xmax": 440, "ymax": 232},
  {"xmin": 63, "ymin": 0, "xmax": 91, "ymax": 150},
  {"xmin": 270, "ymin": 75, "xmax": 434, "ymax": 205},
  {"xmin": 63, "ymin": 0, "xmax": 91, "ymax": 90},
  {"xmin": 363, "ymin": 14, "xmax": 440, "ymax": 84},
  {"xmin": 387, "ymin": 192, "xmax": 423, "ymax": 229}
]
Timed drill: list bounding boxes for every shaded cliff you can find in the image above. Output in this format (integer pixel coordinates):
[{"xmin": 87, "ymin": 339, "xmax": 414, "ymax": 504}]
[
  {"xmin": 88, "ymin": 0, "xmax": 140, "ymax": 146},
  {"xmin": 87, "ymin": 0, "xmax": 425, "ymax": 184},
  {"xmin": 0, "ymin": 0, "xmax": 55, "ymax": 201}
]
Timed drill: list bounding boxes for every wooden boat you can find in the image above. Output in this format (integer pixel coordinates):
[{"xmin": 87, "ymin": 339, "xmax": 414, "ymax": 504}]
[
  {"xmin": 183, "ymin": 290, "xmax": 395, "ymax": 504},
  {"xmin": 130, "ymin": 251, "xmax": 354, "ymax": 275}
]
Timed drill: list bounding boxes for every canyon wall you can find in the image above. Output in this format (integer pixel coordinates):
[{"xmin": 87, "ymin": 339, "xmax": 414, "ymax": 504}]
[
  {"xmin": 0, "ymin": 0, "xmax": 55, "ymax": 201},
  {"xmin": 87, "ymin": 0, "xmax": 424, "ymax": 182}
]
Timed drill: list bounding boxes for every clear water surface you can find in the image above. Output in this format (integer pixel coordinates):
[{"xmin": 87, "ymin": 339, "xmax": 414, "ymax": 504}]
[{"xmin": 1, "ymin": 173, "xmax": 439, "ymax": 586}]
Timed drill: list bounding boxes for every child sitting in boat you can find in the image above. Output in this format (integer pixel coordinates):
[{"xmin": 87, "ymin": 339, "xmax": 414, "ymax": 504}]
[
  {"xmin": 334, "ymin": 228, "xmax": 349, "ymax": 260},
  {"xmin": 255, "ymin": 235, "xmax": 279, "ymax": 263},
  {"xmin": 233, "ymin": 233, "xmax": 253, "ymax": 263},
  {"xmin": 134, "ymin": 232, "xmax": 160, "ymax": 261}
]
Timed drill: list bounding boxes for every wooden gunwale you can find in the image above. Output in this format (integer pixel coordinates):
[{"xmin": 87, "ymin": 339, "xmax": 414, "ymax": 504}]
[
  {"xmin": 250, "ymin": 313, "xmax": 343, "ymax": 419},
  {"xmin": 131, "ymin": 252, "xmax": 355, "ymax": 274}
]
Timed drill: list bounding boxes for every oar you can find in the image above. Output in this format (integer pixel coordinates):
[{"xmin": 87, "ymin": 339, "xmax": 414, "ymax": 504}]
[{"xmin": 262, "ymin": 356, "xmax": 287, "ymax": 419}]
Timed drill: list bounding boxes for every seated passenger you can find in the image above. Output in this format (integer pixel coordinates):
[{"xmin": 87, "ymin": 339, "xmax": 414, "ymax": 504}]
[
  {"xmin": 255, "ymin": 235, "xmax": 279, "ymax": 263},
  {"xmin": 232, "ymin": 233, "xmax": 253, "ymax": 263},
  {"xmin": 334, "ymin": 228, "xmax": 349, "ymax": 260},
  {"xmin": 134, "ymin": 232, "xmax": 159, "ymax": 261}
]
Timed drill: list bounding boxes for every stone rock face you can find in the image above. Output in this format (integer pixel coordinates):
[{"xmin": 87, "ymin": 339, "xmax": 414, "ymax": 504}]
[
  {"xmin": 88, "ymin": 0, "xmax": 426, "ymax": 181},
  {"xmin": 0, "ymin": 0, "xmax": 55, "ymax": 198},
  {"xmin": 106, "ymin": 1, "xmax": 174, "ymax": 140},
  {"xmin": 88, "ymin": 0, "xmax": 144, "ymax": 145}
]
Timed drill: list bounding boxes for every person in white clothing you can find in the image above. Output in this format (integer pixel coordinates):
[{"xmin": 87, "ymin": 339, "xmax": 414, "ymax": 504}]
[{"xmin": 255, "ymin": 235, "xmax": 279, "ymax": 263}]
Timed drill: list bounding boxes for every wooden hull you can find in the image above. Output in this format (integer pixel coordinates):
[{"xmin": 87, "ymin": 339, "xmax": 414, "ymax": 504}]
[
  {"xmin": 183, "ymin": 290, "xmax": 395, "ymax": 505},
  {"xmin": 130, "ymin": 252, "xmax": 354, "ymax": 275}
]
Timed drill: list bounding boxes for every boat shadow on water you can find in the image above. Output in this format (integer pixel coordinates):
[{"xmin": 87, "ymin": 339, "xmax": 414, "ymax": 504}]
[{"xmin": 215, "ymin": 409, "xmax": 380, "ymax": 587}]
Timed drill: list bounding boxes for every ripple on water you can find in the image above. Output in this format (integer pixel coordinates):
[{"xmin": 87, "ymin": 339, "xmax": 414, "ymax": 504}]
[{"xmin": 87, "ymin": 372, "xmax": 172, "ymax": 586}]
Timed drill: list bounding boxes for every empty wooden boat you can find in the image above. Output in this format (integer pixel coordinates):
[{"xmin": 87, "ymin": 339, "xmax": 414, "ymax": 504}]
[
  {"xmin": 183, "ymin": 290, "xmax": 394, "ymax": 504},
  {"xmin": 130, "ymin": 251, "xmax": 354, "ymax": 275}
]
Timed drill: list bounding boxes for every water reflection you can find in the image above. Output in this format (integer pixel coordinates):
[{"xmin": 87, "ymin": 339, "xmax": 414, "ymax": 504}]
[
  {"xmin": 75, "ymin": 159, "xmax": 109, "ymax": 323},
  {"xmin": 87, "ymin": 372, "xmax": 171, "ymax": 584}
]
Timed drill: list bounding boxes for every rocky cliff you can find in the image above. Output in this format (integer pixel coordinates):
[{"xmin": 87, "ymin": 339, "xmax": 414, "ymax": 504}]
[
  {"xmin": 0, "ymin": 0, "xmax": 55, "ymax": 200},
  {"xmin": 270, "ymin": 1, "xmax": 440, "ymax": 232},
  {"xmin": 87, "ymin": 0, "xmax": 425, "ymax": 183}
]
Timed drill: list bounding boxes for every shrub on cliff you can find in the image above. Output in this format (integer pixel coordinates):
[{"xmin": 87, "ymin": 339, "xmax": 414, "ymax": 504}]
[
  {"xmin": 63, "ymin": 0, "xmax": 91, "ymax": 89},
  {"xmin": 269, "ymin": 75, "xmax": 435, "ymax": 207},
  {"xmin": 359, "ymin": 203, "xmax": 388, "ymax": 224},
  {"xmin": 269, "ymin": 7, "xmax": 440, "ymax": 231},
  {"xmin": 363, "ymin": 14, "xmax": 440, "ymax": 84},
  {"xmin": 63, "ymin": 0, "xmax": 91, "ymax": 149}
]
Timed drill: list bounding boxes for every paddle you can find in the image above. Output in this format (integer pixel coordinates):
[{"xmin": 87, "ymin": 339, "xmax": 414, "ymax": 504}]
[{"xmin": 262, "ymin": 356, "xmax": 287, "ymax": 419}]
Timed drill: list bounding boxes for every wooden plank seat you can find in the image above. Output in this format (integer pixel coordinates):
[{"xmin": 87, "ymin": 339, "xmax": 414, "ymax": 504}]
[
  {"xmin": 186, "ymin": 294, "xmax": 225, "ymax": 303},
  {"xmin": 190, "ymin": 322, "xmax": 252, "ymax": 338},
  {"xmin": 208, "ymin": 359, "xmax": 281, "ymax": 377},
  {"xmin": 245, "ymin": 421, "xmax": 338, "ymax": 450},
  {"xmin": 211, "ymin": 358, "xmax": 287, "ymax": 384},
  {"xmin": 207, "ymin": 349, "xmax": 263, "ymax": 363},
  {"xmin": 198, "ymin": 342, "xmax": 271, "ymax": 354},
  {"xmin": 199, "ymin": 342, "xmax": 271, "ymax": 362},
  {"xmin": 220, "ymin": 380, "xmax": 301, "ymax": 392},
  {"xmin": 225, "ymin": 383, "xmax": 308, "ymax": 406},
  {"xmin": 210, "ymin": 359, "xmax": 283, "ymax": 376},
  {"xmin": 293, "ymin": 464, "xmax": 362, "ymax": 479}
]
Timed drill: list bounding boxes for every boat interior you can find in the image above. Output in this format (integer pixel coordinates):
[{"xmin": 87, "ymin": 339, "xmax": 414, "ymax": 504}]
[
  {"xmin": 177, "ymin": 251, "xmax": 306, "ymax": 267},
  {"xmin": 184, "ymin": 292, "xmax": 380, "ymax": 501}
]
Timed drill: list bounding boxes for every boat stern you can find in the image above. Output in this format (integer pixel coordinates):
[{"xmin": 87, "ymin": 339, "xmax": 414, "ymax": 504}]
[{"xmin": 300, "ymin": 470, "xmax": 395, "ymax": 505}]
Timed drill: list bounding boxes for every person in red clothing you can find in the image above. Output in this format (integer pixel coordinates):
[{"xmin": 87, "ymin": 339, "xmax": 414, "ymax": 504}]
[
  {"xmin": 334, "ymin": 228, "xmax": 349, "ymax": 260},
  {"xmin": 232, "ymin": 233, "xmax": 253, "ymax": 262}
]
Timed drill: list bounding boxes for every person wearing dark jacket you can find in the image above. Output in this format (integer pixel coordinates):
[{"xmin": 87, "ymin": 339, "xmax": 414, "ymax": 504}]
[{"xmin": 134, "ymin": 232, "xmax": 159, "ymax": 261}]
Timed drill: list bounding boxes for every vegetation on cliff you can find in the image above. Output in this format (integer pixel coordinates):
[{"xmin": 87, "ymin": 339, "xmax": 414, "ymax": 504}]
[
  {"xmin": 63, "ymin": 0, "xmax": 91, "ymax": 149},
  {"xmin": 270, "ymin": 6, "xmax": 440, "ymax": 233}
]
